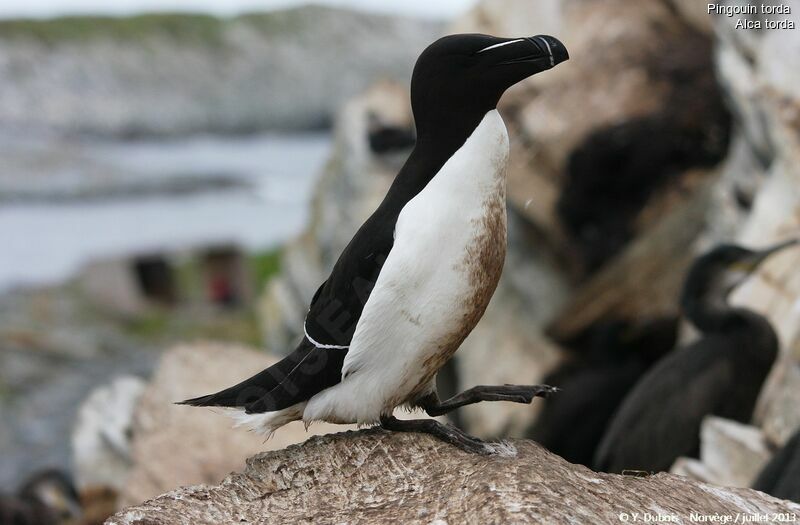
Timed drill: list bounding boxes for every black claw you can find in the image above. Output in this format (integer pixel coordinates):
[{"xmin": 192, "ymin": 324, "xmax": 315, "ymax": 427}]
[
  {"xmin": 380, "ymin": 416, "xmax": 491, "ymax": 455},
  {"xmin": 420, "ymin": 384, "xmax": 559, "ymax": 417}
]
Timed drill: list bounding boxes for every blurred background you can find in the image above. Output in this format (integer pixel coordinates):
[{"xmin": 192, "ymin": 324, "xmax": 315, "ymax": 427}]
[{"xmin": 1, "ymin": 0, "xmax": 799, "ymax": 523}]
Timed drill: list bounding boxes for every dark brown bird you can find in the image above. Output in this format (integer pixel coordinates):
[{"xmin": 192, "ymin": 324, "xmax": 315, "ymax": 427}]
[
  {"xmin": 529, "ymin": 318, "xmax": 677, "ymax": 466},
  {"xmin": 594, "ymin": 240, "xmax": 798, "ymax": 473}
]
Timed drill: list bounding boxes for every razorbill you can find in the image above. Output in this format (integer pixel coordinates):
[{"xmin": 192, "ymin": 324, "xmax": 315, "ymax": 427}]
[
  {"xmin": 594, "ymin": 240, "xmax": 799, "ymax": 473},
  {"xmin": 181, "ymin": 33, "xmax": 569, "ymax": 453}
]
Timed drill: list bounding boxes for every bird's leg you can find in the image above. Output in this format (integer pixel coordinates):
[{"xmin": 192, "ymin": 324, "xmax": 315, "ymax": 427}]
[
  {"xmin": 379, "ymin": 415, "xmax": 489, "ymax": 454},
  {"xmin": 418, "ymin": 384, "xmax": 558, "ymax": 417}
]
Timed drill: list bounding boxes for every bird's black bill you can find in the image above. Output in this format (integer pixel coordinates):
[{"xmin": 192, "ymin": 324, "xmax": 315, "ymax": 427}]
[
  {"xmin": 747, "ymin": 238, "xmax": 800, "ymax": 270},
  {"xmin": 757, "ymin": 238, "xmax": 800, "ymax": 258}
]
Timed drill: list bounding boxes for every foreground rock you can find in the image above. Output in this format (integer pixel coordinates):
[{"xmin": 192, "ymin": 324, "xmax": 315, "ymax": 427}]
[
  {"xmin": 109, "ymin": 430, "xmax": 799, "ymax": 525},
  {"xmin": 671, "ymin": 417, "xmax": 771, "ymax": 488}
]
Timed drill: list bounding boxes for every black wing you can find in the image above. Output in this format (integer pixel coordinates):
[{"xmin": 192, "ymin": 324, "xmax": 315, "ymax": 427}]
[
  {"xmin": 593, "ymin": 338, "xmax": 735, "ymax": 473},
  {"xmin": 180, "ymin": 203, "xmax": 398, "ymax": 411}
]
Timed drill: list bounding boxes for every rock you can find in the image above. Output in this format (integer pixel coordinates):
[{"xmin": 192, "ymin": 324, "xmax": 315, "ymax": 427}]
[
  {"xmin": 118, "ymin": 343, "xmax": 354, "ymax": 508},
  {"xmin": 671, "ymin": 458, "xmax": 717, "ymax": 485},
  {"xmin": 495, "ymin": 0, "xmax": 729, "ymax": 272},
  {"xmin": 72, "ymin": 376, "xmax": 146, "ymax": 493},
  {"xmin": 754, "ymin": 359, "xmax": 800, "ymax": 447},
  {"xmin": 361, "ymin": 79, "xmax": 416, "ymax": 157},
  {"xmin": 547, "ymin": 175, "xmax": 715, "ymax": 342},
  {"xmin": 450, "ymin": 0, "xmax": 562, "ymax": 38},
  {"xmin": 710, "ymin": 1, "xmax": 800, "ymax": 453},
  {"xmin": 699, "ymin": 418, "xmax": 772, "ymax": 488},
  {"xmin": 701, "ymin": 134, "xmax": 769, "ymax": 244},
  {"xmin": 712, "ymin": 3, "xmax": 800, "ymax": 166},
  {"xmin": 0, "ymin": 287, "xmax": 160, "ymax": 491},
  {"xmin": 108, "ymin": 430, "xmax": 800, "ymax": 525},
  {"xmin": 671, "ymin": 417, "xmax": 771, "ymax": 489},
  {"xmin": 669, "ymin": 0, "xmax": 713, "ymax": 34},
  {"xmin": 78, "ymin": 260, "xmax": 150, "ymax": 318},
  {"xmin": 0, "ymin": 7, "xmax": 441, "ymax": 136}
]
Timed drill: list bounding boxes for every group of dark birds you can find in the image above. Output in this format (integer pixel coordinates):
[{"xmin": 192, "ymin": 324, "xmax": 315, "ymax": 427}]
[{"xmin": 530, "ymin": 240, "xmax": 800, "ymax": 499}]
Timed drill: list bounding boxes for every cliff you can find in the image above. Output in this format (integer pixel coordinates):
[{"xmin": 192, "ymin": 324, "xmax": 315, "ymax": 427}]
[{"xmin": 0, "ymin": 7, "xmax": 440, "ymax": 136}]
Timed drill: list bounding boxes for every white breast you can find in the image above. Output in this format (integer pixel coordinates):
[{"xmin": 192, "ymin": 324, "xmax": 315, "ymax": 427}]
[{"xmin": 304, "ymin": 109, "xmax": 509, "ymax": 425}]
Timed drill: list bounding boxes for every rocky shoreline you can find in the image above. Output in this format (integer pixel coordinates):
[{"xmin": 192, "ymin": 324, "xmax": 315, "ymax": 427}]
[{"xmin": 0, "ymin": 7, "xmax": 441, "ymax": 137}]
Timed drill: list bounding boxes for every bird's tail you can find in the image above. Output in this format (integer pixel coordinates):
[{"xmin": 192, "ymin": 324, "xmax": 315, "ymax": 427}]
[
  {"xmin": 177, "ymin": 364, "xmax": 284, "ymax": 408},
  {"xmin": 177, "ymin": 340, "xmax": 345, "ymax": 413}
]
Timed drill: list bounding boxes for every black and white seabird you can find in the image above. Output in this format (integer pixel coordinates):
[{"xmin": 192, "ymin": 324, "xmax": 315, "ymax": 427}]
[
  {"xmin": 594, "ymin": 240, "xmax": 799, "ymax": 473},
  {"xmin": 180, "ymin": 33, "xmax": 569, "ymax": 452}
]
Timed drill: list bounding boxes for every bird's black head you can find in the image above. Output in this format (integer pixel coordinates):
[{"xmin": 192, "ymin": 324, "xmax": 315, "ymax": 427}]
[
  {"xmin": 681, "ymin": 240, "xmax": 799, "ymax": 320},
  {"xmin": 410, "ymin": 33, "xmax": 568, "ymax": 141}
]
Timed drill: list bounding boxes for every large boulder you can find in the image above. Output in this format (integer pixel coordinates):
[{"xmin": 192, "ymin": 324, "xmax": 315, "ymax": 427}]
[
  {"xmin": 546, "ymin": 176, "xmax": 715, "ymax": 342},
  {"xmin": 108, "ymin": 430, "xmax": 800, "ymax": 525},
  {"xmin": 671, "ymin": 417, "xmax": 772, "ymax": 489},
  {"xmin": 118, "ymin": 343, "xmax": 353, "ymax": 508},
  {"xmin": 755, "ymin": 359, "xmax": 800, "ymax": 447},
  {"xmin": 711, "ymin": 2, "xmax": 800, "ymax": 453},
  {"xmin": 463, "ymin": 0, "xmax": 730, "ymax": 274}
]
